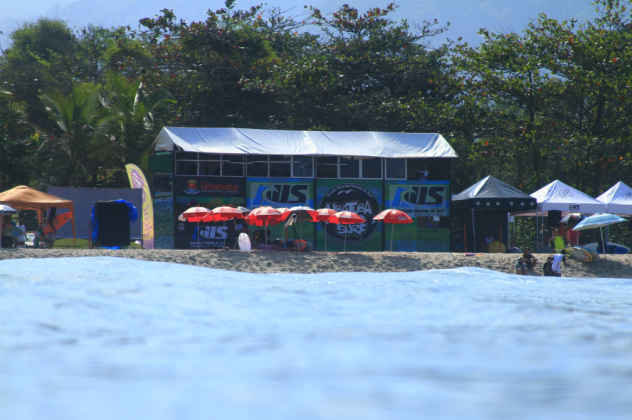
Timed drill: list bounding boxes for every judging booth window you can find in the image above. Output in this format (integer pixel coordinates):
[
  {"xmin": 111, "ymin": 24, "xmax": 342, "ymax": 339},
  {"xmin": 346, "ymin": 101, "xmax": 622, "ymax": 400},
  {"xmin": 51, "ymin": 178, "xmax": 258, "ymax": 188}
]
[
  {"xmin": 317, "ymin": 157, "xmax": 383, "ymax": 179},
  {"xmin": 339, "ymin": 156, "xmax": 360, "ymax": 179},
  {"xmin": 199, "ymin": 154, "xmax": 222, "ymax": 176},
  {"xmin": 316, "ymin": 157, "xmax": 338, "ymax": 178},
  {"xmin": 176, "ymin": 152, "xmax": 199, "ymax": 176},
  {"xmin": 222, "ymin": 155, "xmax": 245, "ymax": 177},
  {"xmin": 293, "ymin": 157, "xmax": 313, "ymax": 178},
  {"xmin": 269, "ymin": 155, "xmax": 292, "ymax": 177},
  {"xmin": 247, "ymin": 155, "xmax": 269, "ymax": 177},
  {"xmin": 385, "ymin": 158, "xmax": 406, "ymax": 180},
  {"xmin": 361, "ymin": 158, "xmax": 382, "ymax": 179},
  {"xmin": 176, "ymin": 152, "xmax": 245, "ymax": 177}
]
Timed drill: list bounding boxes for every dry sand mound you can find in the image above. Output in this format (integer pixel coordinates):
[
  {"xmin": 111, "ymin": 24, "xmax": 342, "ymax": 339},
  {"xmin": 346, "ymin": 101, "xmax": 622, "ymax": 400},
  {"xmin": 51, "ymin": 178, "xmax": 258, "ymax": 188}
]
[{"xmin": 2, "ymin": 249, "xmax": 631, "ymax": 278}]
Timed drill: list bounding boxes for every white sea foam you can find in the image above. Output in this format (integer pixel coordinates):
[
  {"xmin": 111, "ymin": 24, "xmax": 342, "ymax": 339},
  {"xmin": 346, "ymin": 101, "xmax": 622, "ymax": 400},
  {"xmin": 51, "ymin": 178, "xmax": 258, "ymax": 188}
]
[{"xmin": 1, "ymin": 257, "xmax": 631, "ymax": 420}]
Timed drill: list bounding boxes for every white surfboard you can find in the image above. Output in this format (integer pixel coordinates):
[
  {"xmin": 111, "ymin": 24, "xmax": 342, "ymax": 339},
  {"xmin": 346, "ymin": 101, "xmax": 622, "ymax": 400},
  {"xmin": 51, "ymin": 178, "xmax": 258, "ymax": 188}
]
[
  {"xmin": 238, "ymin": 233, "xmax": 252, "ymax": 251},
  {"xmin": 584, "ymin": 242, "xmax": 630, "ymax": 255},
  {"xmin": 2, "ymin": 224, "xmax": 24, "ymax": 237}
]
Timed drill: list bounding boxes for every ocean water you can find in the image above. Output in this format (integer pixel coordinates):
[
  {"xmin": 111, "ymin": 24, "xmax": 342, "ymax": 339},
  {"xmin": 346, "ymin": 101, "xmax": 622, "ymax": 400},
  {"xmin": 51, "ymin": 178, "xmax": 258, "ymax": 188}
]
[{"xmin": 1, "ymin": 257, "xmax": 632, "ymax": 420}]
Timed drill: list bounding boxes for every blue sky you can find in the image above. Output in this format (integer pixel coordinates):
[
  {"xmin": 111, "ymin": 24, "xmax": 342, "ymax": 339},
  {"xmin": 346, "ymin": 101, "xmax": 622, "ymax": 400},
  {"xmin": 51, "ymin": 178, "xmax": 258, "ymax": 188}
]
[{"xmin": 1, "ymin": 0, "xmax": 598, "ymax": 48}]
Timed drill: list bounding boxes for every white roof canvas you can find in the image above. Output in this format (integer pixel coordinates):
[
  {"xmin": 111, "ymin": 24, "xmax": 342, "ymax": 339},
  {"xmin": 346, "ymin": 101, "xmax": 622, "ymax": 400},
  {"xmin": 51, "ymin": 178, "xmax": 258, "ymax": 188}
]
[
  {"xmin": 511, "ymin": 180, "xmax": 606, "ymax": 216},
  {"xmin": 152, "ymin": 127, "xmax": 458, "ymax": 159},
  {"xmin": 597, "ymin": 181, "xmax": 632, "ymax": 215}
]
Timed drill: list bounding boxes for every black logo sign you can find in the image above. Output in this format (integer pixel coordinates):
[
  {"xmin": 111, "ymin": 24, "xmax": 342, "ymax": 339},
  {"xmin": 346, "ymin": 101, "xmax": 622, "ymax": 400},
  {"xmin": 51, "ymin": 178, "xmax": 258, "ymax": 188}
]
[{"xmin": 319, "ymin": 183, "xmax": 380, "ymax": 244}]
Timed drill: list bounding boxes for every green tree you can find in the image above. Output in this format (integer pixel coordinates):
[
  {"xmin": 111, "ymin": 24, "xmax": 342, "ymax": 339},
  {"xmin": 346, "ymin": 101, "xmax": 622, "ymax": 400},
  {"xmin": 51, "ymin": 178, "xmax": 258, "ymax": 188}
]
[
  {"xmin": 38, "ymin": 81, "xmax": 119, "ymax": 187},
  {"xmin": 105, "ymin": 73, "xmax": 175, "ymax": 166},
  {"xmin": 243, "ymin": 3, "xmax": 459, "ymax": 131},
  {"xmin": 138, "ymin": 0, "xmax": 312, "ymax": 127},
  {"xmin": 0, "ymin": 91, "xmax": 37, "ymax": 189}
]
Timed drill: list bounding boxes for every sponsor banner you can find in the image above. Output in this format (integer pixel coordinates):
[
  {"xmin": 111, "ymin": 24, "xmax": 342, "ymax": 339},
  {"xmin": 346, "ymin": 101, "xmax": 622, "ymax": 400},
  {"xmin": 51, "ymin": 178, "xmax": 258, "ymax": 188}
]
[
  {"xmin": 385, "ymin": 180, "xmax": 450, "ymax": 217},
  {"xmin": 384, "ymin": 180, "xmax": 450, "ymax": 252},
  {"xmin": 125, "ymin": 164, "xmax": 155, "ymax": 249},
  {"xmin": 174, "ymin": 202, "xmax": 241, "ymax": 249},
  {"xmin": 175, "ymin": 176, "xmax": 246, "ymax": 198},
  {"xmin": 153, "ymin": 174, "xmax": 174, "ymax": 249},
  {"xmin": 316, "ymin": 180, "xmax": 382, "ymax": 252},
  {"xmin": 247, "ymin": 178, "xmax": 313, "ymax": 208},
  {"xmin": 246, "ymin": 178, "xmax": 314, "ymax": 246}
]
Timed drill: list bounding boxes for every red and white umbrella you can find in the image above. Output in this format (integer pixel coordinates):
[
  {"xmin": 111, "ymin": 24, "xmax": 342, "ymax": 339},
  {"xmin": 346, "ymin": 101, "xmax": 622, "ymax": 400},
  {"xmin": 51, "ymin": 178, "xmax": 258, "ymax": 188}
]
[
  {"xmin": 245, "ymin": 206, "xmax": 284, "ymax": 246},
  {"xmin": 316, "ymin": 208, "xmax": 337, "ymax": 252},
  {"xmin": 203, "ymin": 206, "xmax": 246, "ymax": 248},
  {"xmin": 327, "ymin": 211, "xmax": 365, "ymax": 252},
  {"xmin": 179, "ymin": 206, "xmax": 211, "ymax": 249},
  {"xmin": 374, "ymin": 209, "xmax": 413, "ymax": 252}
]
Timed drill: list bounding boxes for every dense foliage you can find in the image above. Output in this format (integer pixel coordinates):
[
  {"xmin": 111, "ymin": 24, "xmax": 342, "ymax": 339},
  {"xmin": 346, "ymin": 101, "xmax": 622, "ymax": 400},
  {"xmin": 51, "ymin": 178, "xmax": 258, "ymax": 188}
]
[{"xmin": 0, "ymin": 0, "xmax": 631, "ymax": 199}]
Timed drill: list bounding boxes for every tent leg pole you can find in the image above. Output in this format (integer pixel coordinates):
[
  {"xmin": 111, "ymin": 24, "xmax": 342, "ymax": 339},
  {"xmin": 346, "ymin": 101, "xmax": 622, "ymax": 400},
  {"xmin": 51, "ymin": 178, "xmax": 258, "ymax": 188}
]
[
  {"xmin": 600, "ymin": 227, "xmax": 607, "ymax": 260},
  {"xmin": 471, "ymin": 209, "xmax": 476, "ymax": 253}
]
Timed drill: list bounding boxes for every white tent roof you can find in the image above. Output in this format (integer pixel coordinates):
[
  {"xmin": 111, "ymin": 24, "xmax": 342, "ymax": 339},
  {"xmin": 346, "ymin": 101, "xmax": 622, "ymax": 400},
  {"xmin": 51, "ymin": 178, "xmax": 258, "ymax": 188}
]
[
  {"xmin": 152, "ymin": 127, "xmax": 458, "ymax": 158},
  {"xmin": 597, "ymin": 181, "xmax": 632, "ymax": 215},
  {"xmin": 511, "ymin": 180, "xmax": 606, "ymax": 216}
]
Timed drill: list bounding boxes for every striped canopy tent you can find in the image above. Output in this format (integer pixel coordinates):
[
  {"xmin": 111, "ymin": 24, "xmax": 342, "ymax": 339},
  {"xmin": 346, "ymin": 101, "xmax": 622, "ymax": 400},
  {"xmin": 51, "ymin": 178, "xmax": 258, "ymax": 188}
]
[{"xmin": 0, "ymin": 186, "xmax": 76, "ymax": 245}]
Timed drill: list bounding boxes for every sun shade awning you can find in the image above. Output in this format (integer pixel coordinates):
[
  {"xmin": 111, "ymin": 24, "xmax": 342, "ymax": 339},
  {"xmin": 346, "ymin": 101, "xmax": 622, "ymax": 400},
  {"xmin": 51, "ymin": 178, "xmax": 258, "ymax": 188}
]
[
  {"xmin": 152, "ymin": 127, "xmax": 458, "ymax": 158},
  {"xmin": 511, "ymin": 180, "xmax": 607, "ymax": 216},
  {"xmin": 597, "ymin": 181, "xmax": 632, "ymax": 215},
  {"xmin": 452, "ymin": 175, "xmax": 537, "ymax": 211}
]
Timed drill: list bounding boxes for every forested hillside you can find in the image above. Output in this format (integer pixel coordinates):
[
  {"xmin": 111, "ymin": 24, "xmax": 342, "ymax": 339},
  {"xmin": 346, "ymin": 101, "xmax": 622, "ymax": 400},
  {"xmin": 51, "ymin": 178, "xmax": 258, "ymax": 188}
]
[{"xmin": 1, "ymin": 0, "xmax": 630, "ymax": 196}]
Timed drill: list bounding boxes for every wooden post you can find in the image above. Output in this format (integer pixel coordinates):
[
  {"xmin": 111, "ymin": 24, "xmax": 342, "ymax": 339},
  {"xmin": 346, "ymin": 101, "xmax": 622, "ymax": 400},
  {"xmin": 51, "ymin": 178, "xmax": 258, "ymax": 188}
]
[{"xmin": 463, "ymin": 224, "xmax": 467, "ymax": 253}]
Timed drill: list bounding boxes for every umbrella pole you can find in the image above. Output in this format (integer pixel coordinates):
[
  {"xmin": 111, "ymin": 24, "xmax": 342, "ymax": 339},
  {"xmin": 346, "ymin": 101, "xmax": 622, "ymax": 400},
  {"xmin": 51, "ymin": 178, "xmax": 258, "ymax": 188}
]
[
  {"xmin": 197, "ymin": 220, "xmax": 200, "ymax": 250},
  {"xmin": 389, "ymin": 223, "xmax": 395, "ymax": 252},
  {"xmin": 265, "ymin": 220, "xmax": 268, "ymax": 247},
  {"xmin": 344, "ymin": 229, "xmax": 346, "ymax": 252},
  {"xmin": 600, "ymin": 226, "xmax": 607, "ymax": 260},
  {"xmin": 324, "ymin": 222, "xmax": 327, "ymax": 252},
  {"xmin": 223, "ymin": 220, "xmax": 226, "ymax": 249},
  {"xmin": 471, "ymin": 209, "xmax": 476, "ymax": 253}
]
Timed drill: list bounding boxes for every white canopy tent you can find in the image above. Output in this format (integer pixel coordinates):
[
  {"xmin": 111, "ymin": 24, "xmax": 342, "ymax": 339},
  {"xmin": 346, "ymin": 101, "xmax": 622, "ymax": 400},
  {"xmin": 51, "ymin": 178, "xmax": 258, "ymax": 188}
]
[
  {"xmin": 597, "ymin": 182, "xmax": 632, "ymax": 215},
  {"xmin": 511, "ymin": 180, "xmax": 606, "ymax": 217},
  {"xmin": 510, "ymin": 180, "xmax": 607, "ymax": 250},
  {"xmin": 152, "ymin": 127, "xmax": 458, "ymax": 158}
]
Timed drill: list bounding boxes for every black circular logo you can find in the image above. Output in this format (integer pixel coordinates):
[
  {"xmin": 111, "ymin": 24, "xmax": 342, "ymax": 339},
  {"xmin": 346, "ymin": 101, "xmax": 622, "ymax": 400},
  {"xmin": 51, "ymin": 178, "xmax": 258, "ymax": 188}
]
[{"xmin": 319, "ymin": 183, "xmax": 380, "ymax": 244}]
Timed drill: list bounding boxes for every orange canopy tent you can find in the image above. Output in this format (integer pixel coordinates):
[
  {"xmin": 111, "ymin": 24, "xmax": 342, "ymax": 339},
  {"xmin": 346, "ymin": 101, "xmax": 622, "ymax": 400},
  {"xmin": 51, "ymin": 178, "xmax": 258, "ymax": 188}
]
[{"xmin": 0, "ymin": 185, "xmax": 76, "ymax": 245}]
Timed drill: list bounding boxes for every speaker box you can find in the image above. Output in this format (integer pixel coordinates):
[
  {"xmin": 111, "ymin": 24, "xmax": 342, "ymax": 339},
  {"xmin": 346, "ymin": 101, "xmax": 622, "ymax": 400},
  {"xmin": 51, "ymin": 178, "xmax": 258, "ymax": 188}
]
[
  {"xmin": 548, "ymin": 210, "xmax": 562, "ymax": 227},
  {"xmin": 95, "ymin": 201, "xmax": 130, "ymax": 247}
]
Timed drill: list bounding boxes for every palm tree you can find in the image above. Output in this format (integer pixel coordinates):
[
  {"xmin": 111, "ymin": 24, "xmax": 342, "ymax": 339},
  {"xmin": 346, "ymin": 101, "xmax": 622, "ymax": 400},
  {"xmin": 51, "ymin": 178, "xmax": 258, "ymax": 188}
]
[
  {"xmin": 39, "ymin": 82, "xmax": 118, "ymax": 187},
  {"xmin": 106, "ymin": 73, "xmax": 175, "ymax": 166}
]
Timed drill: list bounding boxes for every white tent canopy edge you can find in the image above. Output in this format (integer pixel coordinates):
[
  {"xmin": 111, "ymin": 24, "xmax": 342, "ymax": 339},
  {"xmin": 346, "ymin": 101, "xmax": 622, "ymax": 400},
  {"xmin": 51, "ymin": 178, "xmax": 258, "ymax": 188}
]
[
  {"xmin": 597, "ymin": 181, "xmax": 632, "ymax": 215},
  {"xmin": 152, "ymin": 127, "xmax": 458, "ymax": 158}
]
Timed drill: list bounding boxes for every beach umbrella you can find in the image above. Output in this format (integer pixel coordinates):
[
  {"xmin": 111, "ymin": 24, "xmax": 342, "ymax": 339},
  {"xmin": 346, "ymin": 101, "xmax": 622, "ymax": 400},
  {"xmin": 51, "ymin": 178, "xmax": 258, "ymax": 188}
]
[
  {"xmin": 285, "ymin": 206, "xmax": 318, "ymax": 243},
  {"xmin": 179, "ymin": 206, "xmax": 211, "ymax": 249},
  {"xmin": 327, "ymin": 211, "xmax": 365, "ymax": 252},
  {"xmin": 573, "ymin": 213, "xmax": 627, "ymax": 259},
  {"xmin": 316, "ymin": 208, "xmax": 337, "ymax": 252},
  {"xmin": 203, "ymin": 206, "xmax": 246, "ymax": 248},
  {"xmin": 0, "ymin": 205, "xmax": 18, "ymax": 249},
  {"xmin": 245, "ymin": 206, "xmax": 283, "ymax": 246},
  {"xmin": 374, "ymin": 209, "xmax": 414, "ymax": 252}
]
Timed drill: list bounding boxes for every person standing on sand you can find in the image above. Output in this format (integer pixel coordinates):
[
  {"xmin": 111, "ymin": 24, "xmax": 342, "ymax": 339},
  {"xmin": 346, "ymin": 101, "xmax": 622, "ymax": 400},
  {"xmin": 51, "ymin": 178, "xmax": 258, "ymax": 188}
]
[
  {"xmin": 450, "ymin": 217, "xmax": 463, "ymax": 251},
  {"xmin": 540, "ymin": 224, "xmax": 551, "ymax": 247},
  {"xmin": 551, "ymin": 250, "xmax": 568, "ymax": 277}
]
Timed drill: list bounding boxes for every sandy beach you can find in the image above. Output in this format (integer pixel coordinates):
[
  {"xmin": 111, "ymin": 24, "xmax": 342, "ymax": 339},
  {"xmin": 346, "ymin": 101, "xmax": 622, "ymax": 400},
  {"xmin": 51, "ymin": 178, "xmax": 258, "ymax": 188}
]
[{"xmin": 1, "ymin": 249, "xmax": 631, "ymax": 278}]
